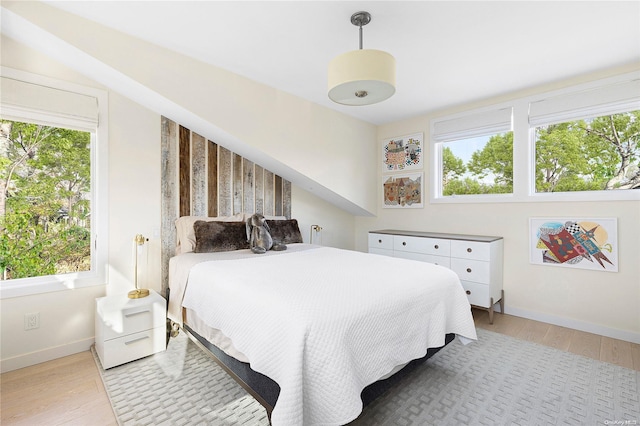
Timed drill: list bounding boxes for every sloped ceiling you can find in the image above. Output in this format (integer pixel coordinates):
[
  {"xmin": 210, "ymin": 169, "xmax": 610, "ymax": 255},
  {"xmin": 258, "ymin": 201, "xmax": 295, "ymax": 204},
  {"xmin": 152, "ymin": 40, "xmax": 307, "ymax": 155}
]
[{"xmin": 43, "ymin": 1, "xmax": 640, "ymax": 125}]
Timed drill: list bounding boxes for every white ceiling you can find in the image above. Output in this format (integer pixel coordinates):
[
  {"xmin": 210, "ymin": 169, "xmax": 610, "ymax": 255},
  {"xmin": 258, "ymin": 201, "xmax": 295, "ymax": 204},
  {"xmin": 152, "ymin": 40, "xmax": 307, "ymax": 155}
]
[{"xmin": 46, "ymin": 1, "xmax": 640, "ymax": 125}]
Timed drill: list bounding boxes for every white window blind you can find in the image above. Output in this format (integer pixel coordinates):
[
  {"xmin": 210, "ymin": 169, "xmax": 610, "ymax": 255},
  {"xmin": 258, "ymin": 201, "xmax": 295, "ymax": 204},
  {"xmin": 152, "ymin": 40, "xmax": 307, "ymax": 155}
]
[
  {"xmin": 529, "ymin": 79, "xmax": 640, "ymax": 126},
  {"xmin": 0, "ymin": 76, "xmax": 99, "ymax": 129},
  {"xmin": 432, "ymin": 107, "xmax": 513, "ymax": 142}
]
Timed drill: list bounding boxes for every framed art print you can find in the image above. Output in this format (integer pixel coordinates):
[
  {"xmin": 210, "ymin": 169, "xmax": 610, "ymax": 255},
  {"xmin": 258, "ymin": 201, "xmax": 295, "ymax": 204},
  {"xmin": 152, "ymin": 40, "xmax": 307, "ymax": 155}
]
[
  {"xmin": 382, "ymin": 133, "xmax": 423, "ymax": 172},
  {"xmin": 383, "ymin": 172, "xmax": 423, "ymax": 208},
  {"xmin": 529, "ymin": 217, "xmax": 618, "ymax": 272}
]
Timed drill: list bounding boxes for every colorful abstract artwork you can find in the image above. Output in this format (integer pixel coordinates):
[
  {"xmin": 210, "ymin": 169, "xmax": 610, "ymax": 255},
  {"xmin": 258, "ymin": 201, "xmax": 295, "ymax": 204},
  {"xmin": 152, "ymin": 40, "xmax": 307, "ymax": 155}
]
[
  {"xmin": 530, "ymin": 218, "xmax": 618, "ymax": 272},
  {"xmin": 382, "ymin": 133, "xmax": 423, "ymax": 172},
  {"xmin": 382, "ymin": 172, "xmax": 423, "ymax": 208}
]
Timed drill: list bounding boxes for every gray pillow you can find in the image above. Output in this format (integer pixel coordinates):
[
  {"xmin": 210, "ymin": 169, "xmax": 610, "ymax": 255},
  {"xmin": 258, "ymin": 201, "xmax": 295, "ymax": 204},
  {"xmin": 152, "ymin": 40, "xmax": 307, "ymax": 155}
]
[
  {"xmin": 266, "ymin": 219, "xmax": 303, "ymax": 244},
  {"xmin": 193, "ymin": 221, "xmax": 249, "ymax": 253}
]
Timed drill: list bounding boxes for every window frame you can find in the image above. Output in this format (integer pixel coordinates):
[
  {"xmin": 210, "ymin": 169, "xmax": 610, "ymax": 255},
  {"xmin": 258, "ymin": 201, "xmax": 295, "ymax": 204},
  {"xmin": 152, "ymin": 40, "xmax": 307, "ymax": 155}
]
[
  {"xmin": 431, "ymin": 105, "xmax": 514, "ymax": 200},
  {"xmin": 0, "ymin": 67, "xmax": 109, "ymax": 299},
  {"xmin": 430, "ymin": 71, "xmax": 640, "ymax": 204}
]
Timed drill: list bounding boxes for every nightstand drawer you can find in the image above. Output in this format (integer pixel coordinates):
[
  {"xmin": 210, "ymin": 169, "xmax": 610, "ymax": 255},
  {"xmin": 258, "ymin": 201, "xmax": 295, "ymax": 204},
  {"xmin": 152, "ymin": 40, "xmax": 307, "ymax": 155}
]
[
  {"xmin": 393, "ymin": 236, "xmax": 450, "ymax": 256},
  {"xmin": 450, "ymin": 258, "xmax": 490, "ymax": 284},
  {"xmin": 99, "ymin": 326, "xmax": 166, "ymax": 369},
  {"xmin": 368, "ymin": 233, "xmax": 393, "ymax": 250},
  {"xmin": 451, "ymin": 240, "xmax": 490, "ymax": 261},
  {"xmin": 98, "ymin": 292, "xmax": 166, "ymax": 341},
  {"xmin": 460, "ymin": 280, "xmax": 491, "ymax": 308},
  {"xmin": 100, "ymin": 303, "xmax": 165, "ymax": 341}
]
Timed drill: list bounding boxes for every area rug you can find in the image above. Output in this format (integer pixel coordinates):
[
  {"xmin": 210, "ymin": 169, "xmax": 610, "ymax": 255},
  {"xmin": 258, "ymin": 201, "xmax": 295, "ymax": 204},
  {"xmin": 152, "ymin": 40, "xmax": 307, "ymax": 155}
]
[{"xmin": 93, "ymin": 328, "xmax": 639, "ymax": 425}]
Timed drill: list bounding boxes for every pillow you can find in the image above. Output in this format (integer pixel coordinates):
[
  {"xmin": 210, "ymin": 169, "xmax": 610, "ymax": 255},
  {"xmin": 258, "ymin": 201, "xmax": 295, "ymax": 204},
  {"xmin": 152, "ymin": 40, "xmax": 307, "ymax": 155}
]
[
  {"xmin": 266, "ymin": 219, "xmax": 303, "ymax": 244},
  {"xmin": 193, "ymin": 221, "xmax": 250, "ymax": 253},
  {"xmin": 175, "ymin": 214, "xmax": 245, "ymax": 254}
]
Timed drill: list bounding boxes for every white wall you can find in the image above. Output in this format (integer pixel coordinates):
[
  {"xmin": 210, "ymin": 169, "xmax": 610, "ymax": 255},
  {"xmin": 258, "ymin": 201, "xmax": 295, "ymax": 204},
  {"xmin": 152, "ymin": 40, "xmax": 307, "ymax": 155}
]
[
  {"xmin": 106, "ymin": 94, "xmax": 162, "ymax": 297},
  {"xmin": 292, "ymin": 185, "xmax": 356, "ymax": 250},
  {"xmin": 355, "ymin": 65, "xmax": 640, "ymax": 343}
]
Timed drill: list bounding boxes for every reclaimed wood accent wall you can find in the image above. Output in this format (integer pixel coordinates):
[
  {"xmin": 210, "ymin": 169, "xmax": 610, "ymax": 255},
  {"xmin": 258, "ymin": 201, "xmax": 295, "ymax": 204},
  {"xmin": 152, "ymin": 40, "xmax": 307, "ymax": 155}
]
[{"xmin": 160, "ymin": 116, "xmax": 291, "ymax": 294}]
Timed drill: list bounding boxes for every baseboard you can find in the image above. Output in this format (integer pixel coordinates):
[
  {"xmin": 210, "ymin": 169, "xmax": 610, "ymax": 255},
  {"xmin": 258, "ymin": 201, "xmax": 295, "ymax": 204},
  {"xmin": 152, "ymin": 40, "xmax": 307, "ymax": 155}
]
[
  {"xmin": 0, "ymin": 338, "xmax": 94, "ymax": 373},
  {"xmin": 503, "ymin": 306, "xmax": 640, "ymax": 344}
]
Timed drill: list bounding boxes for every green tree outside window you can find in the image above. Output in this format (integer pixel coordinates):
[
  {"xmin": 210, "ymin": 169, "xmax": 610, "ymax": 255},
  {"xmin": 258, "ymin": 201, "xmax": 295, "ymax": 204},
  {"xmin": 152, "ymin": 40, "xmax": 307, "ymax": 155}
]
[
  {"xmin": 441, "ymin": 111, "xmax": 639, "ymax": 196},
  {"xmin": 0, "ymin": 120, "xmax": 91, "ymax": 280}
]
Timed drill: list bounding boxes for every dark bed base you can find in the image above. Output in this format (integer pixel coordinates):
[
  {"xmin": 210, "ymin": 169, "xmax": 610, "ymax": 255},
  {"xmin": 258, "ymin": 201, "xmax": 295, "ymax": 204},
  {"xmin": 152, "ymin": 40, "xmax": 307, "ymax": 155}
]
[
  {"xmin": 181, "ymin": 323, "xmax": 455, "ymax": 422},
  {"xmin": 183, "ymin": 324, "xmax": 280, "ymax": 411}
]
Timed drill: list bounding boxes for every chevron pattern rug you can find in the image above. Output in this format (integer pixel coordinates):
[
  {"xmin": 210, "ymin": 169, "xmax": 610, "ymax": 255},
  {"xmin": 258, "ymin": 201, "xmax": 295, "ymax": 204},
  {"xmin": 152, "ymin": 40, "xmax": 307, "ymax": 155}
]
[{"xmin": 93, "ymin": 328, "xmax": 639, "ymax": 425}]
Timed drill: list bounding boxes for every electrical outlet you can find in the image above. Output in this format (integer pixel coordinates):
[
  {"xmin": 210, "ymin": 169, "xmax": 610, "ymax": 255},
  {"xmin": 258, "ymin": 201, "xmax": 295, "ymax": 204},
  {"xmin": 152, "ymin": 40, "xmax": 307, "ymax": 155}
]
[{"xmin": 24, "ymin": 312, "xmax": 40, "ymax": 330}]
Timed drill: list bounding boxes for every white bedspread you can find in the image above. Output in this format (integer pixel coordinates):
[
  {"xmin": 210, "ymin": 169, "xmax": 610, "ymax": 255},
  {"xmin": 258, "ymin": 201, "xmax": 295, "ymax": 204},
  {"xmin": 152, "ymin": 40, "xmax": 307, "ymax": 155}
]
[
  {"xmin": 168, "ymin": 244, "xmax": 313, "ymax": 325},
  {"xmin": 178, "ymin": 245, "xmax": 477, "ymax": 426}
]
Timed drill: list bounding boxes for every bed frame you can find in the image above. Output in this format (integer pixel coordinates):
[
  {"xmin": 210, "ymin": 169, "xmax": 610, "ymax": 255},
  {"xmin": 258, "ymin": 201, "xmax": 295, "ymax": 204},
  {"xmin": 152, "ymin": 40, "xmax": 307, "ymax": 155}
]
[{"xmin": 175, "ymin": 314, "xmax": 455, "ymax": 422}]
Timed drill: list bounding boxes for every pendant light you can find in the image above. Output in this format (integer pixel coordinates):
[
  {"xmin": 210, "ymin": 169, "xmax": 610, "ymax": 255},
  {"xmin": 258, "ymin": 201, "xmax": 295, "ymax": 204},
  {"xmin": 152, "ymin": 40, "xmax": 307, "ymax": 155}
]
[{"xmin": 328, "ymin": 11, "xmax": 396, "ymax": 106}]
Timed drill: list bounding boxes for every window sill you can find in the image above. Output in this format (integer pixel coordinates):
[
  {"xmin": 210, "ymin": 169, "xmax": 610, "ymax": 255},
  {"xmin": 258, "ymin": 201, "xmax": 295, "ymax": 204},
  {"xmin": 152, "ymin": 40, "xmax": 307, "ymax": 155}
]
[
  {"xmin": 430, "ymin": 189, "xmax": 640, "ymax": 204},
  {"xmin": 0, "ymin": 275, "xmax": 106, "ymax": 299}
]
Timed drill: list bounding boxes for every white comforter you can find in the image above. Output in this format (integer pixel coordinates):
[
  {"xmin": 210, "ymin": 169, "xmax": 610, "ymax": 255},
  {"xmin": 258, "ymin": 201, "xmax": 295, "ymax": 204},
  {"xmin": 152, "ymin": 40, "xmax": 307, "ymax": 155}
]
[{"xmin": 175, "ymin": 245, "xmax": 477, "ymax": 426}]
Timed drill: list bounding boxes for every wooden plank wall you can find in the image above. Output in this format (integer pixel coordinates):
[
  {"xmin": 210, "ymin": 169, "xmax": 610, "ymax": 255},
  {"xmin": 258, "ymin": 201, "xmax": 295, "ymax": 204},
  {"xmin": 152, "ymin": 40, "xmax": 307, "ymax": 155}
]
[{"xmin": 160, "ymin": 116, "xmax": 291, "ymax": 295}]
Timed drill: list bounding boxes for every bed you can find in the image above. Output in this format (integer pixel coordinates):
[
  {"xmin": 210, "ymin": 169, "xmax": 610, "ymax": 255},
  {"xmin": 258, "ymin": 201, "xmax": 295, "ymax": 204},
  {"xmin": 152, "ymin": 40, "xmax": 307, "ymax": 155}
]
[{"xmin": 167, "ymin": 218, "xmax": 477, "ymax": 426}]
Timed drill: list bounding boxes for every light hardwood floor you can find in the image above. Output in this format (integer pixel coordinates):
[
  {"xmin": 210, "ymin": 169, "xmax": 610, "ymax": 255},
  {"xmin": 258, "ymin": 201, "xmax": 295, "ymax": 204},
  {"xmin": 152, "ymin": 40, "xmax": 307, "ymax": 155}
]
[
  {"xmin": 472, "ymin": 309, "xmax": 640, "ymax": 371},
  {"xmin": 2, "ymin": 310, "xmax": 639, "ymax": 425},
  {"xmin": 1, "ymin": 349, "xmax": 117, "ymax": 426}
]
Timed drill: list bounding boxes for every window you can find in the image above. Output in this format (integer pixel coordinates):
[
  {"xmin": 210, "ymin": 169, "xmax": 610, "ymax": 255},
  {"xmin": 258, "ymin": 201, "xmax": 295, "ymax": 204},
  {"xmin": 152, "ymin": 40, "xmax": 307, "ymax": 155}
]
[
  {"xmin": 533, "ymin": 111, "xmax": 640, "ymax": 192},
  {"xmin": 530, "ymin": 79, "xmax": 640, "ymax": 194},
  {"xmin": 0, "ymin": 67, "xmax": 108, "ymax": 298},
  {"xmin": 432, "ymin": 107, "xmax": 513, "ymax": 198},
  {"xmin": 1, "ymin": 120, "xmax": 92, "ymax": 279},
  {"xmin": 431, "ymin": 72, "xmax": 640, "ymax": 203}
]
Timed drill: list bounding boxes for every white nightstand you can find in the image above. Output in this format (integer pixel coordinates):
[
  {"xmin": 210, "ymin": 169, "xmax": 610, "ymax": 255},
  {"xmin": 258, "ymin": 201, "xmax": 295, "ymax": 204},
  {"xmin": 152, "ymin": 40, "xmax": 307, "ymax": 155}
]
[{"xmin": 95, "ymin": 289, "xmax": 166, "ymax": 369}]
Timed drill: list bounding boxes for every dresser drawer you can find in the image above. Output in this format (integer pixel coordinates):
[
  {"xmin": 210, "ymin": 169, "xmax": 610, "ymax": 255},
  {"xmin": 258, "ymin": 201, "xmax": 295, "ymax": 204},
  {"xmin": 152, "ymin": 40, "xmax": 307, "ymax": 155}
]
[
  {"xmin": 393, "ymin": 251, "xmax": 451, "ymax": 268},
  {"xmin": 368, "ymin": 233, "xmax": 394, "ymax": 251},
  {"xmin": 460, "ymin": 280, "xmax": 491, "ymax": 308},
  {"xmin": 450, "ymin": 257, "xmax": 490, "ymax": 284},
  {"xmin": 422, "ymin": 254, "xmax": 451, "ymax": 268},
  {"xmin": 369, "ymin": 247, "xmax": 393, "ymax": 257},
  {"xmin": 393, "ymin": 235, "xmax": 451, "ymax": 256},
  {"xmin": 451, "ymin": 240, "xmax": 491, "ymax": 261},
  {"xmin": 98, "ymin": 326, "xmax": 166, "ymax": 369}
]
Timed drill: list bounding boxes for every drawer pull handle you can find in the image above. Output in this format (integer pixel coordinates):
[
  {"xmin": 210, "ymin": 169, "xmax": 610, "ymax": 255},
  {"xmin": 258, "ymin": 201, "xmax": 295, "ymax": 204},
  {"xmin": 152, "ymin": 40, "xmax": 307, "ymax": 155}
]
[
  {"xmin": 434, "ymin": 244, "xmax": 439, "ymax": 249},
  {"xmin": 466, "ymin": 290, "xmax": 471, "ymax": 295},
  {"xmin": 125, "ymin": 310, "xmax": 150, "ymax": 318},
  {"xmin": 467, "ymin": 248, "xmax": 472, "ymax": 253},
  {"xmin": 402, "ymin": 241, "xmax": 407, "ymax": 246},
  {"xmin": 124, "ymin": 335, "xmax": 149, "ymax": 345},
  {"xmin": 466, "ymin": 268, "xmax": 472, "ymax": 273},
  {"xmin": 378, "ymin": 239, "xmax": 382, "ymax": 243}
]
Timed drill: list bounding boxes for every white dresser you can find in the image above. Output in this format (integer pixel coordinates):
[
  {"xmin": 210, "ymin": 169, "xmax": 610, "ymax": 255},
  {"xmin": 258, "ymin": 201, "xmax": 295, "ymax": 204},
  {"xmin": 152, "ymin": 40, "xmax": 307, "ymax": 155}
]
[
  {"xmin": 95, "ymin": 289, "xmax": 167, "ymax": 369},
  {"xmin": 369, "ymin": 229, "xmax": 504, "ymax": 323}
]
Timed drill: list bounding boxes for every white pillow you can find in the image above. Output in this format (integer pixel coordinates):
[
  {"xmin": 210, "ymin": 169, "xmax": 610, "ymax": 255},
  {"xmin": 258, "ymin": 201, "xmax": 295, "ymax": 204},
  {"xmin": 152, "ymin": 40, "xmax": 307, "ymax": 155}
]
[{"xmin": 175, "ymin": 213, "xmax": 245, "ymax": 254}]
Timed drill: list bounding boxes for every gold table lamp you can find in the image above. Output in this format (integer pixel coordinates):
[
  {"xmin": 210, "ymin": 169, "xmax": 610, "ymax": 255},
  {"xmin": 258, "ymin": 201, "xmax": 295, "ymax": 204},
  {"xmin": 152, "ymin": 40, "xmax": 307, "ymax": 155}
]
[{"xmin": 128, "ymin": 234, "xmax": 150, "ymax": 299}]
